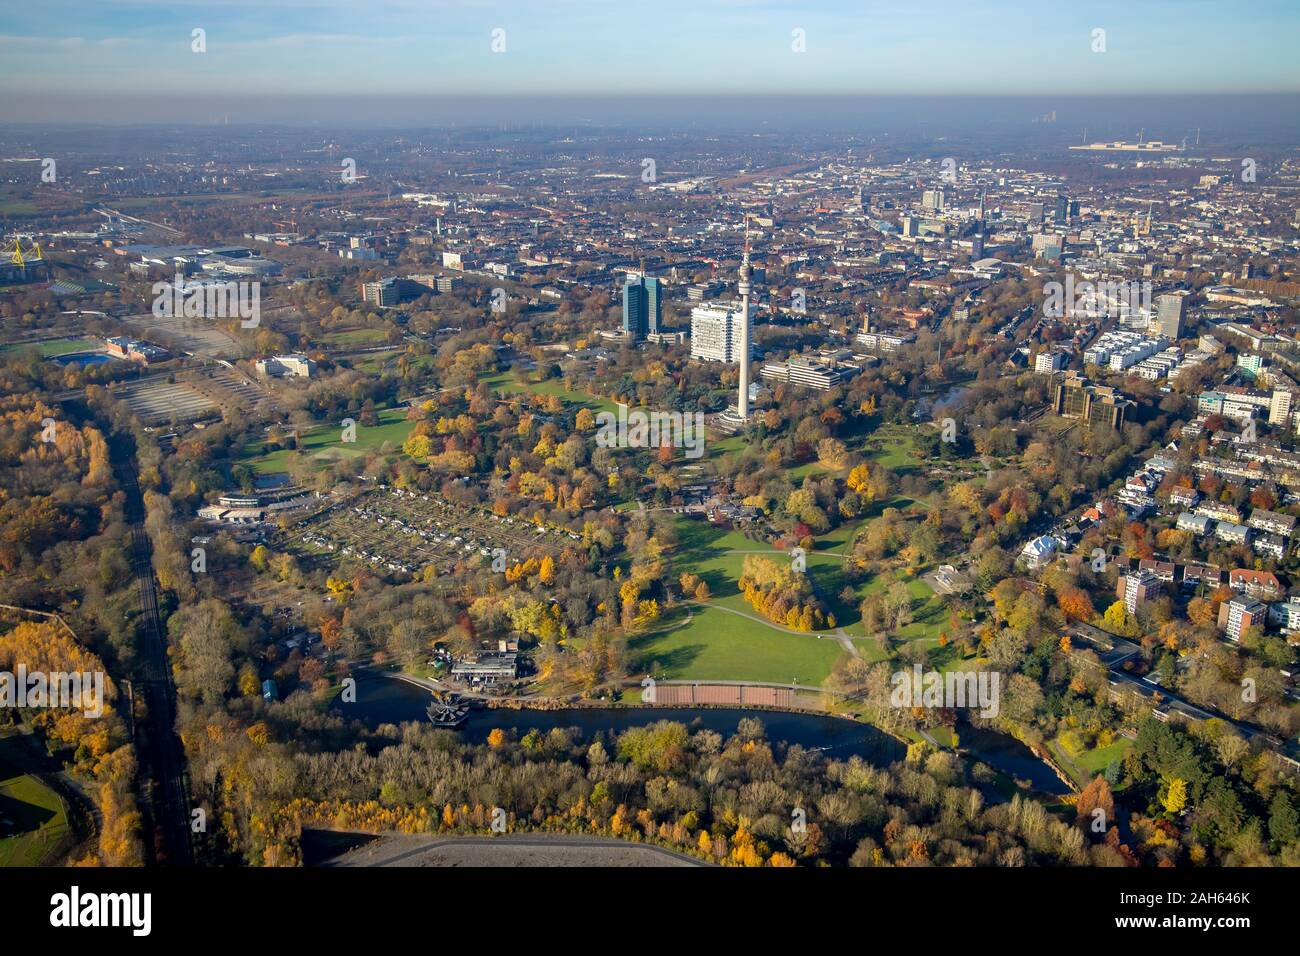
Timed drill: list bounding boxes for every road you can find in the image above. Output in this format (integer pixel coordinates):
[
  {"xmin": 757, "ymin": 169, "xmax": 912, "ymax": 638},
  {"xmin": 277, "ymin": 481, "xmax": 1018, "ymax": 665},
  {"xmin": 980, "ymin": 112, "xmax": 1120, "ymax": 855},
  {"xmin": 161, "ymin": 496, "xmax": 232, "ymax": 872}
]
[{"xmin": 1067, "ymin": 623, "xmax": 1300, "ymax": 768}]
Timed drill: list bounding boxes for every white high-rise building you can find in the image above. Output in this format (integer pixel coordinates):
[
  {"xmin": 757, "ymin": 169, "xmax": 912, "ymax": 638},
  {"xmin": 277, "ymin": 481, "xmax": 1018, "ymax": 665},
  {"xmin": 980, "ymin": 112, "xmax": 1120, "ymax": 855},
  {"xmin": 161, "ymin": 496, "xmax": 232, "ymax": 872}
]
[{"xmin": 690, "ymin": 305, "xmax": 745, "ymax": 363}]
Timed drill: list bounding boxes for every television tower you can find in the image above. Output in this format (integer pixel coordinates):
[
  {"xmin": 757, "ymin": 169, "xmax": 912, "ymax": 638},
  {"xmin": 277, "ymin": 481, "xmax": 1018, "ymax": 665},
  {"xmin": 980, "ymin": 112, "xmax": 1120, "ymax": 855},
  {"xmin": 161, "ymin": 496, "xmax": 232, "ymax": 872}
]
[{"xmin": 736, "ymin": 217, "xmax": 753, "ymax": 420}]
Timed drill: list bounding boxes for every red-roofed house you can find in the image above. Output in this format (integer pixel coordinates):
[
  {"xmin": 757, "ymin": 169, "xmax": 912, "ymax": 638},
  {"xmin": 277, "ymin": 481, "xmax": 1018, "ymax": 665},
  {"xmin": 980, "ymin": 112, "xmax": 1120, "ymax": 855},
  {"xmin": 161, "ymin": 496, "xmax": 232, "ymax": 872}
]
[{"xmin": 1228, "ymin": 569, "xmax": 1284, "ymax": 600}]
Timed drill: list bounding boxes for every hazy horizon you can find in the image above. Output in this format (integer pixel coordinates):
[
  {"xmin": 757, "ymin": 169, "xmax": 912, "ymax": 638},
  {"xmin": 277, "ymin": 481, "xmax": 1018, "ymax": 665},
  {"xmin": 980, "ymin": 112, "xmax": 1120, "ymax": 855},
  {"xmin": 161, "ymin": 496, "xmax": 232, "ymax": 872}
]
[
  {"xmin": 2, "ymin": 0, "xmax": 1298, "ymax": 122},
  {"xmin": 3, "ymin": 93, "xmax": 1299, "ymax": 141}
]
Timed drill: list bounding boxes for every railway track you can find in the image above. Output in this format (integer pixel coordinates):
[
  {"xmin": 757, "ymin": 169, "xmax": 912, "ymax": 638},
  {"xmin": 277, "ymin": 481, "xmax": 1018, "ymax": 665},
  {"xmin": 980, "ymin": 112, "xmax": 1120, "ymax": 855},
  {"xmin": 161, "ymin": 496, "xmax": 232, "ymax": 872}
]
[{"xmin": 112, "ymin": 439, "xmax": 195, "ymax": 867}]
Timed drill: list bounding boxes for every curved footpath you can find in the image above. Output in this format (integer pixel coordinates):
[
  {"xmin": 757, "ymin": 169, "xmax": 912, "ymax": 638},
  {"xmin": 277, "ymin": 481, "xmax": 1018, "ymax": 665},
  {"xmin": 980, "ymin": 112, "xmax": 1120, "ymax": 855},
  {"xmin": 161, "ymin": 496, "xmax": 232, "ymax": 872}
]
[{"xmin": 317, "ymin": 832, "xmax": 708, "ymax": 867}]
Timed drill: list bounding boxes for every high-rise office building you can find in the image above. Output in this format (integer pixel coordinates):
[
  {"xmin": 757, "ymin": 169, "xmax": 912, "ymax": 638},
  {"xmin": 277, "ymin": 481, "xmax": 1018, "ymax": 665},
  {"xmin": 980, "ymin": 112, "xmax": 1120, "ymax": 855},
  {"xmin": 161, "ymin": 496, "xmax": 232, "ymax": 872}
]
[
  {"xmin": 1156, "ymin": 291, "xmax": 1189, "ymax": 340},
  {"xmin": 922, "ymin": 189, "xmax": 946, "ymax": 213},
  {"xmin": 1055, "ymin": 193, "xmax": 1069, "ymax": 223},
  {"xmin": 1052, "ymin": 372, "xmax": 1132, "ymax": 429},
  {"xmin": 690, "ymin": 305, "xmax": 746, "ymax": 363},
  {"xmin": 361, "ymin": 276, "xmax": 435, "ymax": 307},
  {"xmin": 621, "ymin": 274, "xmax": 661, "ymax": 340}
]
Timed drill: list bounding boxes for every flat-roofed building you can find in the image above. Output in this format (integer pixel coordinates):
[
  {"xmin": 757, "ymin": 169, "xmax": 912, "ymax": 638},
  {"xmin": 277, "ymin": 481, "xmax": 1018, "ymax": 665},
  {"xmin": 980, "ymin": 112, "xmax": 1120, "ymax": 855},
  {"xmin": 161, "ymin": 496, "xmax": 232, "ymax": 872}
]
[
  {"xmin": 105, "ymin": 335, "xmax": 167, "ymax": 364},
  {"xmin": 1267, "ymin": 598, "xmax": 1300, "ymax": 634},
  {"xmin": 1219, "ymin": 597, "xmax": 1267, "ymax": 642},
  {"xmin": 760, "ymin": 354, "xmax": 846, "ymax": 390},
  {"xmin": 1034, "ymin": 350, "xmax": 1069, "ymax": 373},
  {"xmin": 855, "ymin": 329, "xmax": 915, "ymax": 353},
  {"xmin": 361, "ymin": 276, "xmax": 434, "ymax": 307},
  {"xmin": 622, "ymin": 274, "xmax": 662, "ymax": 341},
  {"xmin": 256, "ymin": 354, "xmax": 315, "ymax": 378},
  {"xmin": 1052, "ymin": 372, "xmax": 1132, "ymax": 429},
  {"xmin": 690, "ymin": 304, "xmax": 748, "ymax": 363},
  {"xmin": 1117, "ymin": 569, "xmax": 1162, "ymax": 614},
  {"xmin": 1156, "ymin": 290, "xmax": 1191, "ymax": 339},
  {"xmin": 450, "ymin": 652, "xmax": 519, "ymax": 684}
]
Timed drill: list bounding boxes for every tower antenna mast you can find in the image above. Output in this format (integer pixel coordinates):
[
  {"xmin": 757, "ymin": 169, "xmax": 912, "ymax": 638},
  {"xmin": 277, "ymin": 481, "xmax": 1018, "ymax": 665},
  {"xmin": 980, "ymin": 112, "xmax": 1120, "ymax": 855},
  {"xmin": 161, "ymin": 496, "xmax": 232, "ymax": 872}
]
[{"xmin": 736, "ymin": 215, "xmax": 753, "ymax": 420}]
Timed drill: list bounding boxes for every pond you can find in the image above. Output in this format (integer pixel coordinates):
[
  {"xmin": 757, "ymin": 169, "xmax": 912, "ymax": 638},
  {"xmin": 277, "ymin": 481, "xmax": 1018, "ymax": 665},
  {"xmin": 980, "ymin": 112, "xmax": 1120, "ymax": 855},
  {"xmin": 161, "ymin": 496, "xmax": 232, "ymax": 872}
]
[
  {"xmin": 336, "ymin": 676, "xmax": 904, "ymax": 764},
  {"xmin": 956, "ymin": 725, "xmax": 1070, "ymax": 796},
  {"xmin": 334, "ymin": 677, "xmax": 1073, "ymax": 796},
  {"xmin": 52, "ymin": 352, "xmax": 113, "ymax": 367}
]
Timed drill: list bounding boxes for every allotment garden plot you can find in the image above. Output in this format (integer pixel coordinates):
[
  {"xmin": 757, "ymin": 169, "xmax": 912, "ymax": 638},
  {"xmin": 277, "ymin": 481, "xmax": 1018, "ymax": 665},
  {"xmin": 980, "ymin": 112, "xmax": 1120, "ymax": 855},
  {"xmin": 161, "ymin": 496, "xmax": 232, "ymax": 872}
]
[{"xmin": 283, "ymin": 486, "xmax": 577, "ymax": 576}]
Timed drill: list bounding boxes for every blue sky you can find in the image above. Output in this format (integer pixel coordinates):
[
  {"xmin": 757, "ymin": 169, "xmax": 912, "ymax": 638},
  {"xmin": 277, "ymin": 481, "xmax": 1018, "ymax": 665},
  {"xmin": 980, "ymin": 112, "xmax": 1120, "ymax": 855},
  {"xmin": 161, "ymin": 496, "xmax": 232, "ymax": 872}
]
[{"xmin": 3, "ymin": 0, "xmax": 1298, "ymax": 96}]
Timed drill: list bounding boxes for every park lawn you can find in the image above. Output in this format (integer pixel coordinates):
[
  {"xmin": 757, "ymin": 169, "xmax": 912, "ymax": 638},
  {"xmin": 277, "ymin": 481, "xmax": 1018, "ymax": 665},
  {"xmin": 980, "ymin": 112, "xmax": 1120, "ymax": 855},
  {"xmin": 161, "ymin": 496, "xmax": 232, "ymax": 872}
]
[
  {"xmin": 629, "ymin": 604, "xmax": 846, "ymax": 685},
  {"xmin": 927, "ymin": 725, "xmax": 959, "ymax": 748},
  {"xmin": 0, "ymin": 337, "xmax": 98, "ymax": 358},
  {"xmin": 808, "ymin": 510, "xmax": 946, "ymax": 645},
  {"xmin": 1048, "ymin": 735, "xmax": 1133, "ymax": 789},
  {"xmin": 348, "ymin": 349, "xmax": 436, "ymax": 375},
  {"xmin": 0, "ymin": 773, "xmax": 68, "ymax": 866},
  {"xmin": 671, "ymin": 518, "xmax": 825, "ymax": 621},
  {"xmin": 480, "ymin": 370, "xmax": 620, "ymax": 415},
  {"xmin": 859, "ymin": 423, "xmax": 921, "ymax": 472},
  {"xmin": 321, "ymin": 328, "xmax": 389, "ymax": 348},
  {"xmin": 786, "ymin": 459, "xmax": 838, "ymax": 482},
  {"xmin": 670, "ymin": 515, "xmax": 941, "ymax": 649},
  {"xmin": 1074, "ymin": 738, "xmax": 1133, "ymax": 775},
  {"xmin": 811, "ymin": 515, "xmax": 874, "ymax": 553},
  {"xmin": 852, "ymin": 568, "xmax": 947, "ymax": 647},
  {"xmin": 809, "ymin": 495, "xmax": 919, "ymax": 556},
  {"xmin": 779, "ymin": 423, "xmax": 921, "ymax": 485},
  {"xmin": 706, "ymin": 433, "xmax": 746, "ymax": 462},
  {"xmin": 350, "ymin": 349, "xmax": 401, "ymax": 374},
  {"xmin": 0, "ymin": 732, "xmax": 70, "ymax": 867},
  {"xmin": 111, "ymin": 190, "xmax": 332, "ymax": 209},
  {"xmin": 240, "ymin": 406, "xmax": 415, "ymax": 474}
]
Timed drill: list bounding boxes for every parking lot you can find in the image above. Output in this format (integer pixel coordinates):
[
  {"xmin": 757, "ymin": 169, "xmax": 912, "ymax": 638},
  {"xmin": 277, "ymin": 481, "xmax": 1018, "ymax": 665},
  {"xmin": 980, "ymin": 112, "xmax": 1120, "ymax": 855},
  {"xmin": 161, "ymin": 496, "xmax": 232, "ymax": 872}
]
[{"xmin": 283, "ymin": 486, "xmax": 577, "ymax": 576}]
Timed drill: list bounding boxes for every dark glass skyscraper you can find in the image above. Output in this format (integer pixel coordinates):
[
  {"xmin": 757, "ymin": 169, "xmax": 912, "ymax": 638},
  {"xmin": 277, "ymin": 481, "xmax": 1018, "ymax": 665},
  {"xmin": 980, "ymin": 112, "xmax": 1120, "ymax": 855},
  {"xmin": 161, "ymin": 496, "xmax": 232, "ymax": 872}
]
[{"xmin": 622, "ymin": 275, "xmax": 661, "ymax": 340}]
